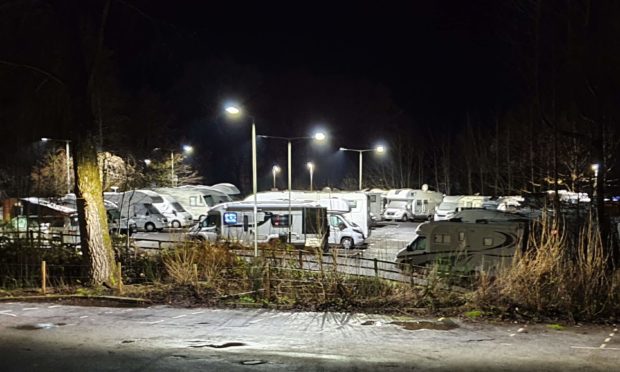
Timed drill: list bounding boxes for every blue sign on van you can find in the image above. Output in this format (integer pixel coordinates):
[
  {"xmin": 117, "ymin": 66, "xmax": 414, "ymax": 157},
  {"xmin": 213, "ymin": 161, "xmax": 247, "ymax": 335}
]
[{"xmin": 223, "ymin": 212, "xmax": 238, "ymax": 225}]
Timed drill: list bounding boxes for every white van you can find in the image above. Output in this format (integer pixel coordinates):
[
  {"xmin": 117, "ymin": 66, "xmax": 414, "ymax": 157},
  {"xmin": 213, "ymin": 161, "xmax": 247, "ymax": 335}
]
[
  {"xmin": 328, "ymin": 212, "xmax": 366, "ymax": 249},
  {"xmin": 433, "ymin": 195, "xmax": 490, "ymax": 221}
]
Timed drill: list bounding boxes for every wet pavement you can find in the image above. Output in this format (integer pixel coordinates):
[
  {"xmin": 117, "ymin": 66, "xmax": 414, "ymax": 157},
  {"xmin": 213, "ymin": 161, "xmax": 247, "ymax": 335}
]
[{"xmin": 0, "ymin": 302, "xmax": 617, "ymax": 371}]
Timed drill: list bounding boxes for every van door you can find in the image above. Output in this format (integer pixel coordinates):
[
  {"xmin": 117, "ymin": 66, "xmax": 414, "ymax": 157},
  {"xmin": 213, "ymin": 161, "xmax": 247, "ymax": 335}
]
[{"xmin": 328, "ymin": 214, "xmax": 343, "ymax": 244}]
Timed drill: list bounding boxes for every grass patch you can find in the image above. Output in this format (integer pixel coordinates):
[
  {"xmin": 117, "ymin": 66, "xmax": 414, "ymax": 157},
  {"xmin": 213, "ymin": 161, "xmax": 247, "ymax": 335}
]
[
  {"xmin": 464, "ymin": 310, "xmax": 484, "ymax": 319},
  {"xmin": 546, "ymin": 323, "xmax": 565, "ymax": 331}
]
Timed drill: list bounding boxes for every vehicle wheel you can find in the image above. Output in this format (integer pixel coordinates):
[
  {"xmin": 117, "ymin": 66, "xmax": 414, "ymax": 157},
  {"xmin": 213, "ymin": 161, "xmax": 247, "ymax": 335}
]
[
  {"xmin": 401, "ymin": 214, "xmax": 409, "ymax": 222},
  {"xmin": 144, "ymin": 222, "xmax": 156, "ymax": 232},
  {"xmin": 171, "ymin": 220, "xmax": 181, "ymax": 228},
  {"xmin": 341, "ymin": 237, "xmax": 354, "ymax": 250}
]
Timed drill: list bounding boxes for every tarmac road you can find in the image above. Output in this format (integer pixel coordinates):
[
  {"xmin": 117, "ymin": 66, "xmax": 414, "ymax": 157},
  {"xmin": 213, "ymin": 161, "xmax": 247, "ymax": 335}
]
[{"xmin": 0, "ymin": 302, "xmax": 617, "ymax": 371}]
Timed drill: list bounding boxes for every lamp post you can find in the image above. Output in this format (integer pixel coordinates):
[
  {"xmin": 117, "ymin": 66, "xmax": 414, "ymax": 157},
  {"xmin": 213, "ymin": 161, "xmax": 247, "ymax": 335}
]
[
  {"xmin": 272, "ymin": 165, "xmax": 281, "ymax": 190},
  {"xmin": 591, "ymin": 163, "xmax": 600, "ymax": 199},
  {"xmin": 260, "ymin": 132, "xmax": 326, "ymax": 242},
  {"xmin": 339, "ymin": 145, "xmax": 385, "ymax": 190},
  {"xmin": 154, "ymin": 145, "xmax": 193, "ymax": 187},
  {"xmin": 225, "ymin": 105, "xmax": 258, "ymax": 257},
  {"xmin": 307, "ymin": 162, "xmax": 315, "ymax": 191},
  {"xmin": 41, "ymin": 137, "xmax": 72, "ymax": 195}
]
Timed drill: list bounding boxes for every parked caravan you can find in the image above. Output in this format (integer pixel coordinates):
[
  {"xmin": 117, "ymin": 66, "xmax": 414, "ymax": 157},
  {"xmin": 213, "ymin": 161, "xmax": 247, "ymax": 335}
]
[
  {"xmin": 396, "ymin": 220, "xmax": 527, "ymax": 273},
  {"xmin": 59, "ymin": 194, "xmax": 137, "ymax": 234},
  {"xmin": 382, "ymin": 186, "xmax": 444, "ymax": 221},
  {"xmin": 154, "ymin": 186, "xmax": 232, "ymax": 221},
  {"xmin": 153, "ymin": 193, "xmax": 194, "ymax": 228},
  {"xmin": 245, "ymin": 190, "xmax": 371, "ymax": 237},
  {"xmin": 433, "ymin": 195, "xmax": 490, "ymax": 221},
  {"xmin": 189, "ymin": 200, "xmax": 328, "ymax": 249},
  {"xmin": 104, "ymin": 191, "xmax": 168, "ymax": 232}
]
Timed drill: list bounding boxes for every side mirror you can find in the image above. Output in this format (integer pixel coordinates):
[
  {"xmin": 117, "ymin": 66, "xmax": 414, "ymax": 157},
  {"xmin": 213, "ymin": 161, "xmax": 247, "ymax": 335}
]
[{"xmin": 338, "ymin": 223, "xmax": 346, "ymax": 231}]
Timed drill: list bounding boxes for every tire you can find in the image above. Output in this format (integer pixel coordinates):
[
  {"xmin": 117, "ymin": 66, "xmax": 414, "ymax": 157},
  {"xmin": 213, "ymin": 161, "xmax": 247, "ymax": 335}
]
[
  {"xmin": 341, "ymin": 237, "xmax": 354, "ymax": 249},
  {"xmin": 144, "ymin": 222, "xmax": 156, "ymax": 232},
  {"xmin": 401, "ymin": 214, "xmax": 409, "ymax": 222},
  {"xmin": 171, "ymin": 220, "xmax": 181, "ymax": 228}
]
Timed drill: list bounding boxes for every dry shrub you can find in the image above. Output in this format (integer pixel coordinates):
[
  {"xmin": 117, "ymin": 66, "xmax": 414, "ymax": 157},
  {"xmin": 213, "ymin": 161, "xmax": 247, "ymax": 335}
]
[{"xmin": 477, "ymin": 212, "xmax": 619, "ymax": 321}]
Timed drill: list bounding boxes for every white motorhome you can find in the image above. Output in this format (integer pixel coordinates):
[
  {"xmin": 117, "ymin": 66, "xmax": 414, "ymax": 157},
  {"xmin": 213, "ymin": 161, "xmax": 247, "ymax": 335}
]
[
  {"xmin": 365, "ymin": 189, "xmax": 387, "ymax": 224},
  {"xmin": 189, "ymin": 200, "xmax": 328, "ymax": 249},
  {"xmin": 245, "ymin": 190, "xmax": 371, "ymax": 238},
  {"xmin": 396, "ymin": 220, "xmax": 527, "ymax": 273},
  {"xmin": 382, "ymin": 186, "xmax": 443, "ymax": 221},
  {"xmin": 154, "ymin": 186, "xmax": 232, "ymax": 221},
  {"xmin": 154, "ymin": 193, "xmax": 194, "ymax": 228},
  {"xmin": 327, "ymin": 212, "xmax": 365, "ymax": 249},
  {"xmin": 104, "ymin": 191, "xmax": 168, "ymax": 232},
  {"xmin": 433, "ymin": 195, "xmax": 490, "ymax": 221}
]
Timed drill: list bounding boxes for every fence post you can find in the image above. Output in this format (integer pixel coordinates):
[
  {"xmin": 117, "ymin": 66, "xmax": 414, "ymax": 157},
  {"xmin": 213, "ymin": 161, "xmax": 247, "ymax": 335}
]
[
  {"xmin": 41, "ymin": 260, "xmax": 47, "ymax": 294},
  {"xmin": 264, "ymin": 262, "xmax": 271, "ymax": 301},
  {"xmin": 116, "ymin": 262, "xmax": 123, "ymax": 294},
  {"xmin": 193, "ymin": 263, "xmax": 198, "ymax": 284},
  {"xmin": 373, "ymin": 258, "xmax": 378, "ymax": 278},
  {"xmin": 298, "ymin": 250, "xmax": 303, "ymax": 269}
]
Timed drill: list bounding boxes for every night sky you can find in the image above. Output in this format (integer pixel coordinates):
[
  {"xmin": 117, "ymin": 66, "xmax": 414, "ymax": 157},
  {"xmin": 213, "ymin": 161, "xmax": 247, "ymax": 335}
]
[{"xmin": 1, "ymin": 0, "xmax": 618, "ymax": 195}]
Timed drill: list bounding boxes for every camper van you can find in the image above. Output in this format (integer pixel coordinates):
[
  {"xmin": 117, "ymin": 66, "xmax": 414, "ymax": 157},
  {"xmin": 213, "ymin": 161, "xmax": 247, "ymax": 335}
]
[
  {"xmin": 246, "ymin": 190, "xmax": 372, "ymax": 238},
  {"xmin": 382, "ymin": 186, "xmax": 444, "ymax": 221},
  {"xmin": 365, "ymin": 189, "xmax": 387, "ymax": 224},
  {"xmin": 328, "ymin": 212, "xmax": 366, "ymax": 249},
  {"xmin": 189, "ymin": 200, "xmax": 329, "ymax": 249},
  {"xmin": 433, "ymin": 195, "xmax": 490, "ymax": 221},
  {"xmin": 104, "ymin": 191, "xmax": 168, "ymax": 232},
  {"xmin": 396, "ymin": 220, "xmax": 527, "ymax": 273},
  {"xmin": 156, "ymin": 186, "xmax": 233, "ymax": 221}
]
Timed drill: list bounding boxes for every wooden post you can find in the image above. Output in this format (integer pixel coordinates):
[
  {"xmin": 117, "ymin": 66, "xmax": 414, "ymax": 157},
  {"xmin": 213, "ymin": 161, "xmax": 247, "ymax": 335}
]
[
  {"xmin": 264, "ymin": 262, "xmax": 271, "ymax": 301},
  {"xmin": 193, "ymin": 264, "xmax": 198, "ymax": 284},
  {"xmin": 116, "ymin": 262, "xmax": 123, "ymax": 294},
  {"xmin": 373, "ymin": 258, "xmax": 379, "ymax": 278},
  {"xmin": 41, "ymin": 260, "xmax": 46, "ymax": 294},
  {"xmin": 298, "ymin": 250, "xmax": 303, "ymax": 269}
]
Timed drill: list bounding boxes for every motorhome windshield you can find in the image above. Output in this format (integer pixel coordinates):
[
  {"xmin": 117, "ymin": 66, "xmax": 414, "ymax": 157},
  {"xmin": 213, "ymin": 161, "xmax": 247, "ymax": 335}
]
[
  {"xmin": 438, "ymin": 202, "xmax": 457, "ymax": 211},
  {"xmin": 171, "ymin": 202, "xmax": 186, "ymax": 212},
  {"xmin": 387, "ymin": 200, "xmax": 408, "ymax": 208},
  {"xmin": 203, "ymin": 194, "xmax": 232, "ymax": 207},
  {"xmin": 145, "ymin": 204, "xmax": 160, "ymax": 215}
]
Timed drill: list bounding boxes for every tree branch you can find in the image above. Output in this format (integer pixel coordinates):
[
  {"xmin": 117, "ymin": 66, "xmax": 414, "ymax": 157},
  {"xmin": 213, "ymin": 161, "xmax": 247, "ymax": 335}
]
[{"xmin": 0, "ymin": 60, "xmax": 65, "ymax": 86}]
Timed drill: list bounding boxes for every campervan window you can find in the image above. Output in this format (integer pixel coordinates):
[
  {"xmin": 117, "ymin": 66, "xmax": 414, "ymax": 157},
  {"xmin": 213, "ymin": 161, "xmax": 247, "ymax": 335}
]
[
  {"xmin": 389, "ymin": 201, "xmax": 408, "ymax": 208},
  {"xmin": 202, "ymin": 213, "xmax": 220, "ymax": 228},
  {"xmin": 223, "ymin": 212, "xmax": 238, "ymax": 225},
  {"xmin": 433, "ymin": 234, "xmax": 451, "ymax": 244},
  {"xmin": 458, "ymin": 232, "xmax": 465, "ymax": 241},
  {"xmin": 171, "ymin": 202, "xmax": 186, "ymax": 212},
  {"xmin": 203, "ymin": 195, "xmax": 215, "ymax": 206},
  {"xmin": 190, "ymin": 196, "xmax": 200, "ymax": 206},
  {"xmin": 413, "ymin": 237, "xmax": 427, "ymax": 251},
  {"xmin": 271, "ymin": 214, "xmax": 290, "ymax": 227},
  {"xmin": 145, "ymin": 204, "xmax": 159, "ymax": 215},
  {"xmin": 483, "ymin": 237, "xmax": 493, "ymax": 246},
  {"xmin": 151, "ymin": 196, "xmax": 164, "ymax": 203},
  {"xmin": 370, "ymin": 195, "xmax": 377, "ymax": 202}
]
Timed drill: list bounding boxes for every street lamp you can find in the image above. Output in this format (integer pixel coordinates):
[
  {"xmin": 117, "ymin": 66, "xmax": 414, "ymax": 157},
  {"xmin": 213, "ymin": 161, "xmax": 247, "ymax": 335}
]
[
  {"xmin": 339, "ymin": 145, "xmax": 386, "ymax": 190},
  {"xmin": 225, "ymin": 105, "xmax": 258, "ymax": 257},
  {"xmin": 307, "ymin": 162, "xmax": 315, "ymax": 191},
  {"xmin": 41, "ymin": 137, "xmax": 72, "ymax": 195},
  {"xmin": 272, "ymin": 165, "xmax": 281, "ymax": 190},
  {"xmin": 259, "ymin": 132, "xmax": 326, "ymax": 243}
]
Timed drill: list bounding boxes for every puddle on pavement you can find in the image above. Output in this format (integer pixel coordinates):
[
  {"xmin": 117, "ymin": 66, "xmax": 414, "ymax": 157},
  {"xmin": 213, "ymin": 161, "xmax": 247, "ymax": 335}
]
[
  {"xmin": 14, "ymin": 322, "xmax": 66, "ymax": 330},
  {"xmin": 190, "ymin": 342, "xmax": 246, "ymax": 349},
  {"xmin": 391, "ymin": 320, "xmax": 458, "ymax": 331}
]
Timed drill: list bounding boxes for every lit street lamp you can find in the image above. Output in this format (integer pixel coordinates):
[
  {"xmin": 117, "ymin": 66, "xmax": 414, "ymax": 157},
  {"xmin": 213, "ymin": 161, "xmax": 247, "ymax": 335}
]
[
  {"xmin": 41, "ymin": 137, "xmax": 72, "ymax": 195},
  {"xmin": 272, "ymin": 165, "xmax": 281, "ymax": 190},
  {"xmin": 339, "ymin": 145, "xmax": 386, "ymax": 190},
  {"xmin": 259, "ymin": 132, "xmax": 326, "ymax": 242},
  {"xmin": 307, "ymin": 162, "xmax": 315, "ymax": 191},
  {"xmin": 225, "ymin": 105, "xmax": 258, "ymax": 257}
]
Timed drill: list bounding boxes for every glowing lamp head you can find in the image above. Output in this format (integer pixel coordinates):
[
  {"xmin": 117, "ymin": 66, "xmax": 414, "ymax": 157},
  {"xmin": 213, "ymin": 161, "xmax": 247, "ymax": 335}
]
[
  {"xmin": 313, "ymin": 132, "xmax": 326, "ymax": 141},
  {"xmin": 225, "ymin": 106, "xmax": 240, "ymax": 115}
]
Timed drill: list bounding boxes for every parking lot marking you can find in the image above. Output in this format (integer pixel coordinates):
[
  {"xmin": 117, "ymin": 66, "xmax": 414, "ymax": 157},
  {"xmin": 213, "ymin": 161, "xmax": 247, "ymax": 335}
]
[
  {"xmin": 80, "ymin": 316, "xmax": 88, "ymax": 319},
  {"xmin": 22, "ymin": 307, "xmax": 38, "ymax": 311},
  {"xmin": 190, "ymin": 311, "xmax": 205, "ymax": 315},
  {"xmin": 138, "ymin": 320, "xmax": 165, "ymax": 325},
  {"xmin": 172, "ymin": 314, "xmax": 187, "ymax": 319},
  {"xmin": 571, "ymin": 346, "xmax": 620, "ymax": 351},
  {"xmin": 48, "ymin": 305, "xmax": 62, "ymax": 308},
  {"xmin": 0, "ymin": 312, "xmax": 16, "ymax": 317}
]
